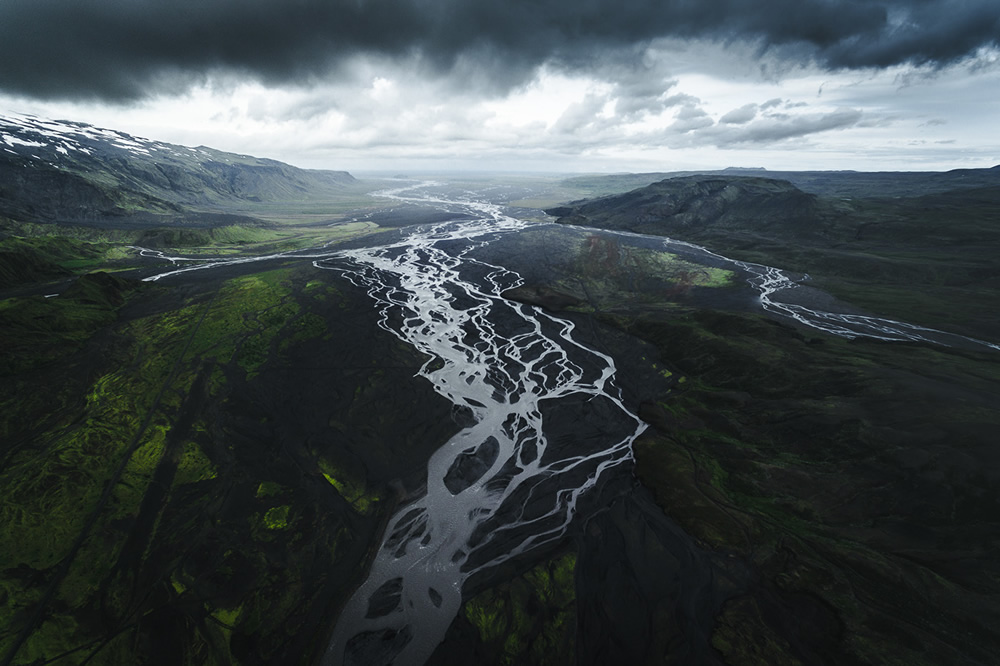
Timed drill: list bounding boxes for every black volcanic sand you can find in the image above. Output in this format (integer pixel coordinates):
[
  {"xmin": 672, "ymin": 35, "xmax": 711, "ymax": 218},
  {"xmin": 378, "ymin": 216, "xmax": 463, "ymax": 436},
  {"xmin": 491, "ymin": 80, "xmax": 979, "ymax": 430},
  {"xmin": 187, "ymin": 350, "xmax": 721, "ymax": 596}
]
[
  {"xmin": 5, "ymin": 213, "xmax": 1000, "ymax": 666},
  {"xmin": 0, "ymin": 258, "xmax": 462, "ymax": 664},
  {"xmin": 438, "ymin": 223, "xmax": 1000, "ymax": 665}
]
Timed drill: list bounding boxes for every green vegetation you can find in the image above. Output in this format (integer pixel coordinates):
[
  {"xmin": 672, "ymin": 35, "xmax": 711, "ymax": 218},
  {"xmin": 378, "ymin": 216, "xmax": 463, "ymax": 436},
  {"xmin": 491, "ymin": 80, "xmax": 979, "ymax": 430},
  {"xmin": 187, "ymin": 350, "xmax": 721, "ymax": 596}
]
[
  {"xmin": 574, "ymin": 235, "xmax": 734, "ymax": 290},
  {"xmin": 134, "ymin": 224, "xmax": 283, "ymax": 251},
  {"xmin": 0, "ymin": 243, "xmax": 389, "ymax": 664},
  {"xmin": 503, "ymin": 179, "xmax": 1000, "ymax": 664},
  {"xmin": 462, "ymin": 552, "xmax": 577, "ymax": 665},
  {"xmin": 5, "ymin": 167, "xmax": 999, "ymax": 664},
  {"xmin": 132, "ymin": 221, "xmax": 381, "ymax": 256},
  {"xmin": 502, "ymin": 228, "xmax": 737, "ymax": 318},
  {"xmin": 548, "ymin": 173, "xmax": 1000, "ymax": 342},
  {"xmin": 262, "ymin": 505, "xmax": 292, "ymax": 530},
  {"xmin": 319, "ymin": 458, "xmax": 380, "ymax": 515},
  {"xmin": 0, "ymin": 234, "xmax": 116, "ymax": 286},
  {"xmin": 256, "ymin": 481, "xmax": 284, "ymax": 498}
]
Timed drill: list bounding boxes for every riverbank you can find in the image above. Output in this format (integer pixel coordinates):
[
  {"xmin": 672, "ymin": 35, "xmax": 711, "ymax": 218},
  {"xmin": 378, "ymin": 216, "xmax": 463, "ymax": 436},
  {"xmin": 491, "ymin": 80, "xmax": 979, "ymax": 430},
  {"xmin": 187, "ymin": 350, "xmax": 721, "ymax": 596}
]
[{"xmin": 479, "ymin": 220, "xmax": 1000, "ymax": 664}]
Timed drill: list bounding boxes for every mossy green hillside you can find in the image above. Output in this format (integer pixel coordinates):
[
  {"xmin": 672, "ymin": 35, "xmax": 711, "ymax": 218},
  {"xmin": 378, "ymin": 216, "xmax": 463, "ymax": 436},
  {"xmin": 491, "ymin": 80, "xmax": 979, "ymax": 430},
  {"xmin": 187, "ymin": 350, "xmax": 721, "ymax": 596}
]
[
  {"xmin": 549, "ymin": 176, "xmax": 1000, "ymax": 341},
  {"xmin": 318, "ymin": 457, "xmax": 380, "ymax": 515},
  {"xmin": 577, "ymin": 235, "xmax": 733, "ymax": 288},
  {"xmin": 1, "ymin": 303, "xmax": 202, "ymax": 661},
  {"xmin": 0, "ymin": 215, "xmax": 382, "ymax": 299},
  {"xmin": 0, "ymin": 285, "xmax": 123, "ymax": 377},
  {"xmin": 0, "ymin": 235, "xmax": 117, "ymax": 287},
  {"xmin": 136, "ymin": 224, "xmax": 281, "ymax": 248},
  {"xmin": 0, "ymin": 263, "xmax": 381, "ymax": 665},
  {"xmin": 501, "ymin": 230, "xmax": 738, "ymax": 317}
]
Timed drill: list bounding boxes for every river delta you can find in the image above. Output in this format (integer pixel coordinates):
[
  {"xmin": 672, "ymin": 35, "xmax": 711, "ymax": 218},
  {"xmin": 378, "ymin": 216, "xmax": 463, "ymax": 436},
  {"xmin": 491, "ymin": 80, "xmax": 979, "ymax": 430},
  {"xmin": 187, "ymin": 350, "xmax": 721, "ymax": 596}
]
[{"xmin": 3, "ymin": 177, "xmax": 1000, "ymax": 665}]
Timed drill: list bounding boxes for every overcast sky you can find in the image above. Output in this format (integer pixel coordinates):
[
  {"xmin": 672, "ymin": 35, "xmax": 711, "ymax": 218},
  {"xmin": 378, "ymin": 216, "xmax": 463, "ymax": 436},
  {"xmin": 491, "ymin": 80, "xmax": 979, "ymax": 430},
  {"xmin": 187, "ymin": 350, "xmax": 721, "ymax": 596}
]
[{"xmin": 1, "ymin": 0, "xmax": 998, "ymax": 173}]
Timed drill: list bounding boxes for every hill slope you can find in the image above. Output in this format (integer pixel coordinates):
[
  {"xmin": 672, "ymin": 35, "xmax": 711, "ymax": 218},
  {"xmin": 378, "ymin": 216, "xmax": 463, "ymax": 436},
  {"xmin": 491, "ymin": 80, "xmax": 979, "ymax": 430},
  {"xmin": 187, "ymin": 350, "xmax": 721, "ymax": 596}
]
[
  {"xmin": 0, "ymin": 113, "xmax": 355, "ymax": 226},
  {"xmin": 547, "ymin": 175, "xmax": 851, "ymax": 242},
  {"xmin": 547, "ymin": 174, "xmax": 1000, "ymax": 341}
]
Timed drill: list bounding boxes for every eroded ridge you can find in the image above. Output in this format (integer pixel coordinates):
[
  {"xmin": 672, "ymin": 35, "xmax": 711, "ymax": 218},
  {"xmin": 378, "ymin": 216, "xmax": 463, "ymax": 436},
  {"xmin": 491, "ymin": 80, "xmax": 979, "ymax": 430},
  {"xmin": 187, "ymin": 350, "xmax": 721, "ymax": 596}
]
[{"xmin": 318, "ymin": 186, "xmax": 646, "ymax": 666}]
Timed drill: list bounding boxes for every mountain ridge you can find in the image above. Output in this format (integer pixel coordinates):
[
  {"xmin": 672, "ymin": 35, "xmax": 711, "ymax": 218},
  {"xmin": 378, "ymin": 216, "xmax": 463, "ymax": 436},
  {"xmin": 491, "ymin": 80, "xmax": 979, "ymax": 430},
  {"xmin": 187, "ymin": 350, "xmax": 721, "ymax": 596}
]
[
  {"xmin": 547, "ymin": 174, "xmax": 848, "ymax": 242},
  {"xmin": 0, "ymin": 113, "xmax": 355, "ymax": 226},
  {"xmin": 560, "ymin": 164, "xmax": 1000, "ymax": 200}
]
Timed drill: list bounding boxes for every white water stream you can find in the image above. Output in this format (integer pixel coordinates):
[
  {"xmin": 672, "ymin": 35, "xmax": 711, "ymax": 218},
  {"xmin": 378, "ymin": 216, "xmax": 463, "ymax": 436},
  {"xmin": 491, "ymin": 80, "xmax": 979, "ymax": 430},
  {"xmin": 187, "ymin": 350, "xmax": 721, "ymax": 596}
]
[
  {"xmin": 571, "ymin": 224, "xmax": 1000, "ymax": 352},
  {"xmin": 133, "ymin": 181, "xmax": 999, "ymax": 665},
  {"xmin": 663, "ymin": 236, "xmax": 1000, "ymax": 350},
  {"xmin": 317, "ymin": 185, "xmax": 645, "ymax": 664}
]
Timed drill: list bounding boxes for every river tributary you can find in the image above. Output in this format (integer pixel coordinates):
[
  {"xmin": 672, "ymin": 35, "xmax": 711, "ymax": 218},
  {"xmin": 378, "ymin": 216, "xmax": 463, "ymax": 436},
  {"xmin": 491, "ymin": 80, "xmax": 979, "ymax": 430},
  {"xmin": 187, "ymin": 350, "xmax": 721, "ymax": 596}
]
[
  {"xmin": 316, "ymin": 185, "xmax": 646, "ymax": 665},
  {"xmin": 136, "ymin": 181, "xmax": 999, "ymax": 665}
]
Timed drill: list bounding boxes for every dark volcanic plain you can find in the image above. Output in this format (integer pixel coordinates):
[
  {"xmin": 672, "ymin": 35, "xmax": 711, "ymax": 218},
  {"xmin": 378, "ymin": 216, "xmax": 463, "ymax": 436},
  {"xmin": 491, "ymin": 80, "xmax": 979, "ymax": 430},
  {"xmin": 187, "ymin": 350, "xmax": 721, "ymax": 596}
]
[{"xmin": 2, "ymin": 123, "xmax": 1000, "ymax": 666}]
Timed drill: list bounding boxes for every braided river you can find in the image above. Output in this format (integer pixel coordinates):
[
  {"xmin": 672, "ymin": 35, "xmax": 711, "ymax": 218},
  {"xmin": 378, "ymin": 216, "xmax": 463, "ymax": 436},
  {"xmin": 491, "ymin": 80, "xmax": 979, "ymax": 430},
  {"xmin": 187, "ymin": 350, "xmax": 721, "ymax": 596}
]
[{"xmin": 137, "ymin": 181, "xmax": 999, "ymax": 665}]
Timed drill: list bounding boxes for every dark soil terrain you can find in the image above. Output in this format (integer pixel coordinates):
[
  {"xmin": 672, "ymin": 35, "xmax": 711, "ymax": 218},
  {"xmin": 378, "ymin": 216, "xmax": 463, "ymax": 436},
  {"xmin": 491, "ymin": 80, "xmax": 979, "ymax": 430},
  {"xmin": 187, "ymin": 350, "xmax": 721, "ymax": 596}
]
[
  {"xmin": 0, "ymin": 255, "xmax": 466, "ymax": 664},
  {"xmin": 548, "ymin": 171, "xmax": 1000, "ymax": 342},
  {"xmin": 3, "ymin": 159, "xmax": 1000, "ymax": 665},
  {"xmin": 521, "ymin": 171, "xmax": 1000, "ymax": 665}
]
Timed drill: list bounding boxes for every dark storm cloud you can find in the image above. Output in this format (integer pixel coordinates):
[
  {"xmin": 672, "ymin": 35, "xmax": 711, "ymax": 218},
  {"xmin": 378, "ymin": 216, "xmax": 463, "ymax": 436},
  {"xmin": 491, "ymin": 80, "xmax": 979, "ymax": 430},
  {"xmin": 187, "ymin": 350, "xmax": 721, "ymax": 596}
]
[{"xmin": 1, "ymin": 0, "xmax": 998, "ymax": 101}]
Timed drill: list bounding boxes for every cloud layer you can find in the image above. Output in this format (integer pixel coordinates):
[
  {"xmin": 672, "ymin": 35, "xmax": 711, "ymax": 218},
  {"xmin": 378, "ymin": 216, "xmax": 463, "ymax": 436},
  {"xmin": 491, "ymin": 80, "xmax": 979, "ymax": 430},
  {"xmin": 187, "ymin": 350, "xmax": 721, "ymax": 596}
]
[{"xmin": 2, "ymin": 0, "xmax": 999, "ymax": 101}]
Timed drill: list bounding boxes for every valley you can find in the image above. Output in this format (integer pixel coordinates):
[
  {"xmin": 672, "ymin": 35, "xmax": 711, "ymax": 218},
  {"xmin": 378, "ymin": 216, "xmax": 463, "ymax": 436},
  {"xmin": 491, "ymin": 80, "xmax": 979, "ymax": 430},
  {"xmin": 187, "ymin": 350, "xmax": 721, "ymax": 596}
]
[{"xmin": 2, "ymin": 118, "xmax": 1000, "ymax": 666}]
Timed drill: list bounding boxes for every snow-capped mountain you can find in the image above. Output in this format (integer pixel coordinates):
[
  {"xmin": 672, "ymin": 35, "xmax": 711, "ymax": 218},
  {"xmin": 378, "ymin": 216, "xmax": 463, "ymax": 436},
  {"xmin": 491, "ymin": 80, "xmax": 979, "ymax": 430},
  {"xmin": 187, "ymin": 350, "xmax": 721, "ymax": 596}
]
[{"xmin": 0, "ymin": 113, "xmax": 354, "ymax": 225}]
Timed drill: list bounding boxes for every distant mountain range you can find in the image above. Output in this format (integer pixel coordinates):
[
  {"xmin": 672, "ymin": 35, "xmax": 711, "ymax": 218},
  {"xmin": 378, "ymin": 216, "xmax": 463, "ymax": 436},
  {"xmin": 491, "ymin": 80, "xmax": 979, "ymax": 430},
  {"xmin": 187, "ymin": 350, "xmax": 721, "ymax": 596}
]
[
  {"xmin": 0, "ymin": 113, "xmax": 355, "ymax": 226},
  {"xmin": 548, "ymin": 168, "xmax": 1000, "ymax": 249},
  {"xmin": 561, "ymin": 164, "xmax": 1000, "ymax": 200}
]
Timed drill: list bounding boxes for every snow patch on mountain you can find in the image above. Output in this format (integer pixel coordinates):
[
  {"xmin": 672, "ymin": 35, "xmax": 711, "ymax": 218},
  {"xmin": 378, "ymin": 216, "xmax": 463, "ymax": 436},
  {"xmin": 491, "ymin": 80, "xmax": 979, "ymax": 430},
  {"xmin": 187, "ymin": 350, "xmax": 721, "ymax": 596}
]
[{"xmin": 0, "ymin": 112, "xmax": 175, "ymax": 162}]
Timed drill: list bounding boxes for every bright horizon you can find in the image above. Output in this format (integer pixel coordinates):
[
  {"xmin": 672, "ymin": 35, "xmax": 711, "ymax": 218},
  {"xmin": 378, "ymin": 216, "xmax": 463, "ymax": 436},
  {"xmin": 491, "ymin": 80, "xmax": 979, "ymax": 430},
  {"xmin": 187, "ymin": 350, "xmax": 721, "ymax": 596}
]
[{"xmin": 2, "ymin": 2, "xmax": 998, "ymax": 174}]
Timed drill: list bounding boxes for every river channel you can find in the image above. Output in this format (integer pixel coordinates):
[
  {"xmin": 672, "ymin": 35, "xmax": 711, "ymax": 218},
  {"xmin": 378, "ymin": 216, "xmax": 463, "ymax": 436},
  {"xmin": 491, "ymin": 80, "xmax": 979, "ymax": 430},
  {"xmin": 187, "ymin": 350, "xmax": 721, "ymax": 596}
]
[
  {"xmin": 135, "ymin": 181, "xmax": 999, "ymax": 665},
  {"xmin": 316, "ymin": 185, "xmax": 646, "ymax": 665}
]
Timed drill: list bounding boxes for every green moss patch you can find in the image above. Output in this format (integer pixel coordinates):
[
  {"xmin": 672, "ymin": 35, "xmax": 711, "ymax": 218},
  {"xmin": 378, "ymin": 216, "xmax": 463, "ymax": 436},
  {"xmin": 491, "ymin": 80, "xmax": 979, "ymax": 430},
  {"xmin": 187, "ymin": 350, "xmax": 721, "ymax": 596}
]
[
  {"xmin": 319, "ymin": 458, "xmax": 379, "ymax": 515},
  {"xmin": 462, "ymin": 552, "xmax": 577, "ymax": 665},
  {"xmin": 0, "ymin": 235, "xmax": 114, "ymax": 287},
  {"xmin": 262, "ymin": 505, "xmax": 291, "ymax": 530}
]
